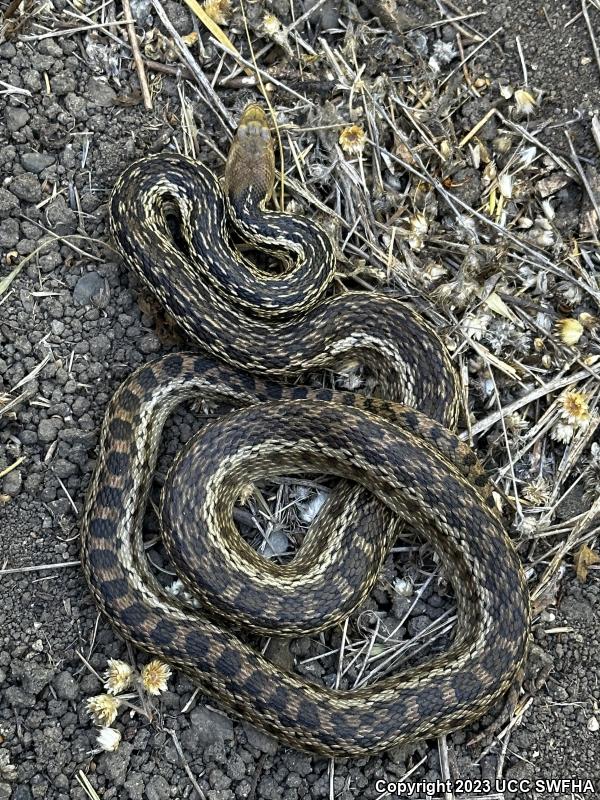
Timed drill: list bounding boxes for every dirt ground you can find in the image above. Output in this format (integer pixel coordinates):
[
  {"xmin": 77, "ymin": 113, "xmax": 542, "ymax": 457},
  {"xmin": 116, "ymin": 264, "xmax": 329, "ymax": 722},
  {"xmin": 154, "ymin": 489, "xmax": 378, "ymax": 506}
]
[{"xmin": 1, "ymin": 1, "xmax": 599, "ymax": 799}]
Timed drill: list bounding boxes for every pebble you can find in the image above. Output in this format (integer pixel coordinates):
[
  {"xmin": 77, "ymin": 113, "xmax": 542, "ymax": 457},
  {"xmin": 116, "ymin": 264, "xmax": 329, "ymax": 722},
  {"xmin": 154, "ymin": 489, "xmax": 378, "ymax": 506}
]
[
  {"xmin": 86, "ymin": 77, "xmax": 117, "ymax": 107},
  {"xmin": 187, "ymin": 706, "xmax": 234, "ymax": 745},
  {"xmin": 46, "ymin": 196, "xmax": 78, "ymax": 235},
  {"xmin": 51, "ymin": 71, "xmax": 77, "ymax": 95},
  {"xmin": 145, "ymin": 775, "xmax": 171, "ymax": 800},
  {"xmin": 101, "ymin": 742, "xmax": 133, "ymax": 786},
  {"xmin": 5, "ymin": 107, "xmax": 29, "ymax": 132},
  {"xmin": 38, "ymin": 418, "xmax": 61, "ymax": 444},
  {"xmin": 2, "ymin": 468, "xmax": 22, "ymax": 497},
  {"xmin": 260, "ymin": 529, "xmax": 289, "ymax": 557},
  {"xmin": 10, "ymin": 173, "xmax": 42, "ymax": 203},
  {"xmin": 13, "ymin": 787, "xmax": 33, "ymax": 800},
  {"xmin": 0, "ymin": 187, "xmax": 19, "ymax": 218},
  {"xmin": 123, "ymin": 772, "xmax": 145, "ymax": 800},
  {"xmin": 73, "ymin": 271, "xmax": 110, "ymax": 307},
  {"xmin": 5, "ymin": 686, "xmax": 36, "ymax": 708},
  {"xmin": 0, "ymin": 217, "xmax": 20, "ymax": 247},
  {"xmin": 21, "ymin": 151, "xmax": 55, "ymax": 173},
  {"xmin": 19, "ymin": 664, "xmax": 54, "ymax": 695},
  {"xmin": 52, "ymin": 670, "xmax": 79, "ymax": 700},
  {"xmin": 242, "ymin": 722, "xmax": 278, "ymax": 754}
]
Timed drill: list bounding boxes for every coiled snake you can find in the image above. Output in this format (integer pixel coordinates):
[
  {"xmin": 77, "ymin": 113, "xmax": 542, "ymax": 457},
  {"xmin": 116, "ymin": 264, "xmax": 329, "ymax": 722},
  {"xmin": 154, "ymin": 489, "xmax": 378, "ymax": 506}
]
[{"xmin": 81, "ymin": 105, "xmax": 530, "ymax": 756}]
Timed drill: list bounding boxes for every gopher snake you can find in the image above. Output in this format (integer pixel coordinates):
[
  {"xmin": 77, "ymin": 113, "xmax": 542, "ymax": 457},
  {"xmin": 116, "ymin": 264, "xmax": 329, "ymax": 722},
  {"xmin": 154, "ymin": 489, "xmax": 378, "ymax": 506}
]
[{"xmin": 81, "ymin": 105, "xmax": 530, "ymax": 756}]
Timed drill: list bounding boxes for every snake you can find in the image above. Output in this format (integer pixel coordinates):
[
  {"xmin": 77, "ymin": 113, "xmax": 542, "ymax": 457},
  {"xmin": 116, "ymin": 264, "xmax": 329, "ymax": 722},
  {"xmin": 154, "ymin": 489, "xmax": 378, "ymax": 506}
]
[{"xmin": 81, "ymin": 104, "xmax": 530, "ymax": 757}]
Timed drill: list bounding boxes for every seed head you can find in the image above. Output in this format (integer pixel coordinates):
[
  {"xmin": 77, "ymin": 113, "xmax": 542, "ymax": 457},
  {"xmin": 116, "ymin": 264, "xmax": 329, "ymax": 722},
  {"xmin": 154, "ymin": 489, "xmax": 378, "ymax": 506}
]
[
  {"xmin": 86, "ymin": 694, "xmax": 120, "ymax": 727},
  {"xmin": 141, "ymin": 660, "xmax": 172, "ymax": 696},
  {"xmin": 339, "ymin": 125, "xmax": 367, "ymax": 156},
  {"xmin": 103, "ymin": 659, "xmax": 133, "ymax": 695},
  {"xmin": 556, "ymin": 318, "xmax": 584, "ymax": 346}
]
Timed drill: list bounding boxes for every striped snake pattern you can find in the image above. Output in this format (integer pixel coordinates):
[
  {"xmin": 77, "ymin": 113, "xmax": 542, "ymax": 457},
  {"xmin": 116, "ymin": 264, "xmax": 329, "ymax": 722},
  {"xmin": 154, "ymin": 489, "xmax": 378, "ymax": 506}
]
[{"xmin": 81, "ymin": 105, "xmax": 530, "ymax": 756}]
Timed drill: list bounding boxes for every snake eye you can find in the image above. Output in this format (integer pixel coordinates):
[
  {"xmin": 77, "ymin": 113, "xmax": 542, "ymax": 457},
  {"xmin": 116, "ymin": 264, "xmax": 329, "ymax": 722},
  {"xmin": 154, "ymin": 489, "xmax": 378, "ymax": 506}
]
[{"xmin": 260, "ymin": 127, "xmax": 270, "ymax": 142}]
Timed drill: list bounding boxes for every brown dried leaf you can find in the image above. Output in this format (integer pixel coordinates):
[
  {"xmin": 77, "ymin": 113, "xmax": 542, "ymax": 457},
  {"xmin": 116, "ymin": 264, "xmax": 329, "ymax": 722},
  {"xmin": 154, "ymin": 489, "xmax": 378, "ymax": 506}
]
[{"xmin": 574, "ymin": 544, "xmax": 600, "ymax": 583}]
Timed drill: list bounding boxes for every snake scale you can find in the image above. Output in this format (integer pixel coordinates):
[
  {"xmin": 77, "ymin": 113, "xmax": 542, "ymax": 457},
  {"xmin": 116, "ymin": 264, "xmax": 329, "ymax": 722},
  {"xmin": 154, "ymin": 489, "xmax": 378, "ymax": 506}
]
[{"xmin": 81, "ymin": 105, "xmax": 530, "ymax": 756}]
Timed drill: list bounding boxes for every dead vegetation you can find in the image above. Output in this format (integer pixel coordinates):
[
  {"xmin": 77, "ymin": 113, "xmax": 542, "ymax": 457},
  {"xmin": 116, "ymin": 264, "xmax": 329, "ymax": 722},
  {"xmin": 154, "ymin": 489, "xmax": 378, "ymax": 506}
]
[{"xmin": 1, "ymin": 0, "xmax": 600, "ymax": 797}]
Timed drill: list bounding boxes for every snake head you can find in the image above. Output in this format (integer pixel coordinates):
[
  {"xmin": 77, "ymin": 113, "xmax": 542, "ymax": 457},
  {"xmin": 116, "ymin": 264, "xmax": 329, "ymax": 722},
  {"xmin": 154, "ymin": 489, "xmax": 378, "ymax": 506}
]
[{"xmin": 223, "ymin": 104, "xmax": 275, "ymax": 208}]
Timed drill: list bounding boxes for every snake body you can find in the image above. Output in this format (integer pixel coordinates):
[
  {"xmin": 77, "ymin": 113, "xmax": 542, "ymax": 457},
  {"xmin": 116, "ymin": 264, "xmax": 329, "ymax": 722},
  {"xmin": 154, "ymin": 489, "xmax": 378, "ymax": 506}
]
[{"xmin": 81, "ymin": 105, "xmax": 530, "ymax": 756}]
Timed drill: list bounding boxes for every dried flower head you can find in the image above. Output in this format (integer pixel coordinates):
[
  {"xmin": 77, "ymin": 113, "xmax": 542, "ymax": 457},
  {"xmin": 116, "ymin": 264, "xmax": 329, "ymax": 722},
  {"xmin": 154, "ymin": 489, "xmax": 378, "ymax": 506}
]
[
  {"xmin": 407, "ymin": 211, "xmax": 428, "ymax": 251},
  {"xmin": 528, "ymin": 217, "xmax": 554, "ymax": 247},
  {"xmin": 103, "ymin": 659, "xmax": 133, "ymax": 695},
  {"xmin": 97, "ymin": 727, "xmax": 122, "ymax": 752},
  {"xmin": 506, "ymin": 412, "xmax": 528, "ymax": 433},
  {"xmin": 203, "ymin": 0, "xmax": 231, "ymax": 24},
  {"xmin": 87, "ymin": 694, "xmax": 120, "ymax": 727},
  {"xmin": 498, "ymin": 173, "xmax": 513, "ymax": 199},
  {"xmin": 560, "ymin": 390, "xmax": 590, "ymax": 426},
  {"xmin": 262, "ymin": 13, "xmax": 281, "ymax": 35},
  {"xmin": 523, "ymin": 476, "xmax": 551, "ymax": 505},
  {"xmin": 141, "ymin": 660, "xmax": 171, "ymax": 696},
  {"xmin": 339, "ymin": 124, "xmax": 367, "ymax": 156},
  {"xmin": 551, "ymin": 421, "xmax": 574, "ymax": 444},
  {"xmin": 514, "ymin": 88, "xmax": 536, "ymax": 115},
  {"xmin": 556, "ymin": 318, "xmax": 583, "ymax": 346}
]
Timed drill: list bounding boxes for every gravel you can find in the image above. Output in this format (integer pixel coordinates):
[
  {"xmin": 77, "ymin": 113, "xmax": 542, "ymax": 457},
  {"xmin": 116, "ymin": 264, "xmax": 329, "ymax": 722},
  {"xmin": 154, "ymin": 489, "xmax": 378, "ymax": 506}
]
[{"xmin": 1, "ymin": 1, "xmax": 599, "ymax": 799}]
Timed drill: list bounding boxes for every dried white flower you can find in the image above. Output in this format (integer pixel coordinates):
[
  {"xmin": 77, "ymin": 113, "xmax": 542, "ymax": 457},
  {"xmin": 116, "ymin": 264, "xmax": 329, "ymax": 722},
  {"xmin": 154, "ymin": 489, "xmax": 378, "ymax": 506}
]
[
  {"xmin": 141, "ymin": 660, "xmax": 171, "ymax": 696},
  {"xmin": 560, "ymin": 390, "xmax": 590, "ymax": 426},
  {"xmin": 556, "ymin": 318, "xmax": 584, "ymax": 346},
  {"xmin": 523, "ymin": 476, "xmax": 551, "ymax": 505},
  {"xmin": 262, "ymin": 13, "xmax": 281, "ymax": 35},
  {"xmin": 339, "ymin": 125, "xmax": 367, "ymax": 156},
  {"xmin": 87, "ymin": 695, "xmax": 120, "ymax": 727},
  {"xmin": 498, "ymin": 173, "xmax": 513, "ymax": 199},
  {"xmin": 519, "ymin": 146, "xmax": 537, "ymax": 166},
  {"xmin": 97, "ymin": 727, "xmax": 122, "ymax": 752},
  {"xmin": 432, "ymin": 40, "xmax": 457, "ymax": 64},
  {"xmin": 407, "ymin": 212, "xmax": 428, "ymax": 251},
  {"xmin": 587, "ymin": 716, "xmax": 599, "ymax": 732},
  {"xmin": 103, "ymin": 659, "xmax": 133, "ymax": 695},
  {"xmin": 529, "ymin": 218, "xmax": 554, "ymax": 247},
  {"xmin": 551, "ymin": 421, "xmax": 574, "ymax": 444},
  {"xmin": 394, "ymin": 577, "xmax": 414, "ymax": 597},
  {"xmin": 462, "ymin": 313, "xmax": 491, "ymax": 340},
  {"xmin": 514, "ymin": 88, "xmax": 536, "ymax": 115}
]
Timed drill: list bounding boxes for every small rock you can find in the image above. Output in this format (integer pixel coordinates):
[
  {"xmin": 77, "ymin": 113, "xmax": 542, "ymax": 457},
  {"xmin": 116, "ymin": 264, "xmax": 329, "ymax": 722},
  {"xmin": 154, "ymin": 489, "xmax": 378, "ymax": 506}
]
[
  {"xmin": 20, "ymin": 664, "xmax": 54, "ymax": 694},
  {"xmin": 73, "ymin": 271, "xmax": 110, "ymax": 307},
  {"xmin": 13, "ymin": 787, "xmax": 33, "ymax": 800},
  {"xmin": 0, "ymin": 218, "xmax": 19, "ymax": 248},
  {"xmin": 242, "ymin": 722, "xmax": 278, "ymax": 754},
  {"xmin": 46, "ymin": 196, "xmax": 78, "ymax": 235},
  {"xmin": 188, "ymin": 706, "xmax": 234, "ymax": 746},
  {"xmin": 5, "ymin": 686, "xmax": 36, "ymax": 708},
  {"xmin": 138, "ymin": 333, "xmax": 161, "ymax": 354},
  {"xmin": 38, "ymin": 418, "xmax": 61, "ymax": 444},
  {"xmin": 89, "ymin": 333, "xmax": 111, "ymax": 359},
  {"xmin": 145, "ymin": 775, "xmax": 170, "ymax": 800},
  {"xmin": 123, "ymin": 772, "xmax": 145, "ymax": 800},
  {"xmin": 5, "ymin": 107, "xmax": 29, "ymax": 132},
  {"xmin": 87, "ymin": 77, "xmax": 117, "ymax": 107},
  {"xmin": 0, "ymin": 783, "xmax": 12, "ymax": 800},
  {"xmin": 21, "ymin": 152, "xmax": 55, "ymax": 173},
  {"xmin": 53, "ymin": 670, "xmax": 79, "ymax": 700},
  {"xmin": 51, "ymin": 71, "xmax": 77, "ymax": 95},
  {"xmin": 2, "ymin": 468, "xmax": 22, "ymax": 497},
  {"xmin": 10, "ymin": 173, "xmax": 42, "ymax": 203},
  {"xmin": 100, "ymin": 742, "xmax": 133, "ymax": 786},
  {"xmin": 260, "ymin": 529, "xmax": 289, "ymax": 557},
  {"xmin": 0, "ymin": 188, "xmax": 19, "ymax": 219}
]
